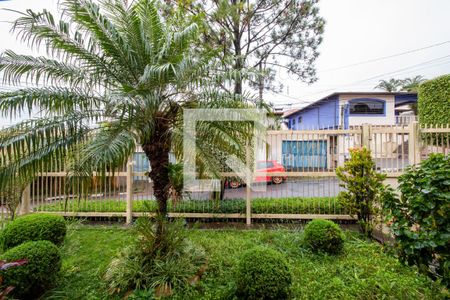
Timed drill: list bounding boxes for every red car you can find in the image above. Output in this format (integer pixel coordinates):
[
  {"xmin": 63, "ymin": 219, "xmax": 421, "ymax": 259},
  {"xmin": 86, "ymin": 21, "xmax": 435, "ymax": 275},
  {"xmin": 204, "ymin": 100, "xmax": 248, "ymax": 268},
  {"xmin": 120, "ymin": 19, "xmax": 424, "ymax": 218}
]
[{"xmin": 226, "ymin": 160, "xmax": 287, "ymax": 188}]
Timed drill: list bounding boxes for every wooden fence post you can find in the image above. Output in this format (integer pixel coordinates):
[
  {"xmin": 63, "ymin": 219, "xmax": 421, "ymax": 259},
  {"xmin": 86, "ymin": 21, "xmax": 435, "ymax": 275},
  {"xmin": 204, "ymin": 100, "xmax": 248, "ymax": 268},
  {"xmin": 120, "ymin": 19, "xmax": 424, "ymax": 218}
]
[
  {"xmin": 361, "ymin": 123, "xmax": 371, "ymax": 149},
  {"xmin": 245, "ymin": 143, "xmax": 252, "ymax": 226},
  {"xmin": 408, "ymin": 121, "xmax": 421, "ymax": 165},
  {"xmin": 19, "ymin": 184, "xmax": 31, "ymax": 215},
  {"xmin": 126, "ymin": 159, "xmax": 133, "ymax": 224}
]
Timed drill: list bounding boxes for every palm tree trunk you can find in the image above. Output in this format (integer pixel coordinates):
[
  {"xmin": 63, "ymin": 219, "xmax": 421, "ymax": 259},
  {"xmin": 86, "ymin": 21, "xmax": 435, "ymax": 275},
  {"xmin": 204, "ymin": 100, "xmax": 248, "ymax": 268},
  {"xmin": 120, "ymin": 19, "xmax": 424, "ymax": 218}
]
[{"xmin": 142, "ymin": 120, "xmax": 171, "ymax": 240}]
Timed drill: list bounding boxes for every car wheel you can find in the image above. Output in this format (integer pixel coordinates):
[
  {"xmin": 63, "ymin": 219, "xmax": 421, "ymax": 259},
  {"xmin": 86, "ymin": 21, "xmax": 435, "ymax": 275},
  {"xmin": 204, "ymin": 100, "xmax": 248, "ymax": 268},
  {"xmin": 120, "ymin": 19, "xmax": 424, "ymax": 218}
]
[
  {"xmin": 272, "ymin": 176, "xmax": 283, "ymax": 184},
  {"xmin": 229, "ymin": 180, "xmax": 241, "ymax": 189}
]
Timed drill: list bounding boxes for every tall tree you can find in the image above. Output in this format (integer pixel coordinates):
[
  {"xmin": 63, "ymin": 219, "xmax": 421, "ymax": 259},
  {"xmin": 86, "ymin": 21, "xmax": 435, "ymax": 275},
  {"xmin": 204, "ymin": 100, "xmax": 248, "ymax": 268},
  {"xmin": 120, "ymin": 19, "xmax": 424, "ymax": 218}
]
[
  {"xmin": 0, "ymin": 0, "xmax": 252, "ymax": 237},
  {"xmin": 163, "ymin": 0, "xmax": 325, "ymax": 99},
  {"xmin": 375, "ymin": 78, "xmax": 403, "ymax": 92}
]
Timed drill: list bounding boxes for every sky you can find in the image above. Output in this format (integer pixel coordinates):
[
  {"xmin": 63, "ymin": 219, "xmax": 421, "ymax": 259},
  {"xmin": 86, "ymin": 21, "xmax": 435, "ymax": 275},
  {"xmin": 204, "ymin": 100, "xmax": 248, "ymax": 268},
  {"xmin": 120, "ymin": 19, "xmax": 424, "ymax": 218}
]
[
  {"xmin": 268, "ymin": 0, "xmax": 450, "ymax": 108},
  {"xmin": 0, "ymin": 0, "xmax": 450, "ymax": 126}
]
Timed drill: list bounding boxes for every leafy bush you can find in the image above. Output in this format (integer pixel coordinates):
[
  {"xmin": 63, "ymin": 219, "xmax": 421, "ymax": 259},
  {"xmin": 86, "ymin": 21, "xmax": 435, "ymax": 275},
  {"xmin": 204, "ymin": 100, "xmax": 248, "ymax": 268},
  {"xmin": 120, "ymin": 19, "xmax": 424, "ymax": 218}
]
[
  {"xmin": 303, "ymin": 219, "xmax": 345, "ymax": 254},
  {"xmin": 336, "ymin": 147, "xmax": 388, "ymax": 237},
  {"xmin": 104, "ymin": 218, "xmax": 206, "ymax": 297},
  {"xmin": 0, "ymin": 213, "xmax": 66, "ymax": 250},
  {"xmin": 384, "ymin": 154, "xmax": 450, "ymax": 287},
  {"xmin": 0, "ymin": 240, "xmax": 61, "ymax": 298},
  {"xmin": 104, "ymin": 246, "xmax": 144, "ymax": 293},
  {"xmin": 235, "ymin": 246, "xmax": 292, "ymax": 300},
  {"xmin": 418, "ymin": 74, "xmax": 450, "ymax": 126}
]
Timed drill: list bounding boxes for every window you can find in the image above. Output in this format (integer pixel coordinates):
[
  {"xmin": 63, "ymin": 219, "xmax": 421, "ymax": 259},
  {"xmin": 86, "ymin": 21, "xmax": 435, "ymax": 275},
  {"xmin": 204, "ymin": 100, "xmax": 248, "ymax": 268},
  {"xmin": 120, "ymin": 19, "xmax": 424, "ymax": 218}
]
[
  {"xmin": 292, "ymin": 118, "xmax": 296, "ymax": 126},
  {"xmin": 349, "ymin": 99, "xmax": 385, "ymax": 115},
  {"xmin": 298, "ymin": 116, "xmax": 302, "ymax": 123}
]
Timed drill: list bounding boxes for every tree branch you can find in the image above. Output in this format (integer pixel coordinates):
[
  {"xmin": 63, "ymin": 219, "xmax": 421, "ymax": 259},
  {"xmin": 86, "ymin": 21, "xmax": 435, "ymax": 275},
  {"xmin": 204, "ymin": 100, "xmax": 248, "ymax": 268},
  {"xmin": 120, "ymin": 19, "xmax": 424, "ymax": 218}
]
[
  {"xmin": 242, "ymin": 0, "xmax": 294, "ymax": 50},
  {"xmin": 264, "ymin": 62, "xmax": 302, "ymax": 77}
]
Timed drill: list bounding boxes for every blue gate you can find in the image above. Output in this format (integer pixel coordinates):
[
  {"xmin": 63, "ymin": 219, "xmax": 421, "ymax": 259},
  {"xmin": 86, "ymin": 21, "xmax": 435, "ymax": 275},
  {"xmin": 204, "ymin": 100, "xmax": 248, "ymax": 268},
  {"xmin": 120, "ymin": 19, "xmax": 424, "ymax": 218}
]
[{"xmin": 282, "ymin": 140, "xmax": 327, "ymax": 170}]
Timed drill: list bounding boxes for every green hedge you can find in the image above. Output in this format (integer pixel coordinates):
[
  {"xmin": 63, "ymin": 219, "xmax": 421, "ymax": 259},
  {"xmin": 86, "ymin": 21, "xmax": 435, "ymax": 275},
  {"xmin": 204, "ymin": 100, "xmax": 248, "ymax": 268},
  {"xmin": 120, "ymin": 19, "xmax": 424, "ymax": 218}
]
[
  {"xmin": 0, "ymin": 213, "xmax": 67, "ymax": 250},
  {"xmin": 1, "ymin": 240, "xmax": 62, "ymax": 299},
  {"xmin": 35, "ymin": 197, "xmax": 343, "ymax": 215},
  {"xmin": 418, "ymin": 74, "xmax": 450, "ymax": 125}
]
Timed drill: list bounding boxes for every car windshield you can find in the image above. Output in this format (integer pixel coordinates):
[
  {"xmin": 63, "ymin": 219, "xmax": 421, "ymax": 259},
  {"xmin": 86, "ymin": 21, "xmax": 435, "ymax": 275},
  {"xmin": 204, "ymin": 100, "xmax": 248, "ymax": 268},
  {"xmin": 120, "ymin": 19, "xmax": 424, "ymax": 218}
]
[{"xmin": 257, "ymin": 161, "xmax": 274, "ymax": 169}]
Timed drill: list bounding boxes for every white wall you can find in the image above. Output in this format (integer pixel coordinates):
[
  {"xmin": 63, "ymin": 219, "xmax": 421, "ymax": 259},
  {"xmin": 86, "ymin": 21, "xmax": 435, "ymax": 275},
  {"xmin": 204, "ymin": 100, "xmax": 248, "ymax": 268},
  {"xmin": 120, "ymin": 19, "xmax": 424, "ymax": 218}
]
[{"xmin": 338, "ymin": 94, "xmax": 396, "ymax": 126}]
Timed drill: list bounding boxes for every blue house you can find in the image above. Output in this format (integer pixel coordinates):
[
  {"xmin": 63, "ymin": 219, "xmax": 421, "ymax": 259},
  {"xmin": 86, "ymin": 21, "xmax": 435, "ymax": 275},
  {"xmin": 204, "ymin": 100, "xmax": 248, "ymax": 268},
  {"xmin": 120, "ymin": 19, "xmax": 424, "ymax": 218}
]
[
  {"xmin": 274, "ymin": 92, "xmax": 417, "ymax": 170},
  {"xmin": 284, "ymin": 92, "xmax": 417, "ymax": 130}
]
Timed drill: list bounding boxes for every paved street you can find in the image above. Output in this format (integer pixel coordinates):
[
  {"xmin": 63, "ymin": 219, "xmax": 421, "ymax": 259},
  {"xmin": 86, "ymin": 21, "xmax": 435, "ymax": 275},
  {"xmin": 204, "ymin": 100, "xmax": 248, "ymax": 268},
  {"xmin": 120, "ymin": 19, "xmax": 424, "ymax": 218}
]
[{"xmin": 187, "ymin": 177, "xmax": 343, "ymax": 200}]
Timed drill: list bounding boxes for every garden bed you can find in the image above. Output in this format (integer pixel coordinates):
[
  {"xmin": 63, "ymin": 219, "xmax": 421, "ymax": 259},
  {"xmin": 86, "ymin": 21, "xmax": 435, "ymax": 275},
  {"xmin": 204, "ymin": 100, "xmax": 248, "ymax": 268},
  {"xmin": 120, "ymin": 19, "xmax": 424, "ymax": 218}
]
[
  {"xmin": 42, "ymin": 225, "xmax": 447, "ymax": 299},
  {"xmin": 35, "ymin": 197, "xmax": 346, "ymax": 215}
]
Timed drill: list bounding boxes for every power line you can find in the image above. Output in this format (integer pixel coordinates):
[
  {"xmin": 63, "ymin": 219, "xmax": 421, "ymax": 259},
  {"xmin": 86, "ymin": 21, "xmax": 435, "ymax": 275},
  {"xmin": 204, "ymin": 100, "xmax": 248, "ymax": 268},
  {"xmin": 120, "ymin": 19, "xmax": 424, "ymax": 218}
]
[
  {"xmin": 271, "ymin": 54, "xmax": 450, "ymax": 108},
  {"xmin": 350, "ymin": 54, "xmax": 450, "ymax": 85},
  {"xmin": 319, "ymin": 40, "xmax": 450, "ymax": 73},
  {"xmin": 374, "ymin": 59, "xmax": 450, "ymax": 78},
  {"xmin": 274, "ymin": 40, "xmax": 450, "ymax": 103}
]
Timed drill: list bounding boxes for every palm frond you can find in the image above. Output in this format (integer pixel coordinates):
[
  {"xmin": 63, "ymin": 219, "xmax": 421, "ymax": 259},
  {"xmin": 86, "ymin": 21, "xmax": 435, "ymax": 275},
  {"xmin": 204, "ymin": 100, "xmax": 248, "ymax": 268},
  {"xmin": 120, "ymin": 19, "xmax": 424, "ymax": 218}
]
[
  {"xmin": 11, "ymin": 8, "xmax": 119, "ymax": 83},
  {"xmin": 0, "ymin": 114, "xmax": 92, "ymax": 187},
  {"xmin": 63, "ymin": 0, "xmax": 138, "ymax": 82},
  {"xmin": 164, "ymin": 23, "xmax": 199, "ymax": 59},
  {"xmin": 103, "ymin": 0, "xmax": 153, "ymax": 68},
  {"xmin": 134, "ymin": 0, "xmax": 164, "ymax": 59},
  {"xmin": 0, "ymin": 87, "xmax": 103, "ymax": 118},
  {"xmin": 69, "ymin": 126, "xmax": 136, "ymax": 177},
  {"xmin": 0, "ymin": 50, "xmax": 101, "ymax": 88}
]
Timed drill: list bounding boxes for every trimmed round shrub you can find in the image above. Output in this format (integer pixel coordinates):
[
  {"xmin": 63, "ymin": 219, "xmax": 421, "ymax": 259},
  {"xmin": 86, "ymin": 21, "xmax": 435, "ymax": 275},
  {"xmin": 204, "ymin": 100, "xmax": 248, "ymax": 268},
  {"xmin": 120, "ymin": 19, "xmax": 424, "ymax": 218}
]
[
  {"xmin": 235, "ymin": 246, "xmax": 292, "ymax": 300},
  {"xmin": 303, "ymin": 219, "xmax": 345, "ymax": 254},
  {"xmin": 1, "ymin": 240, "xmax": 62, "ymax": 298},
  {"xmin": 0, "ymin": 213, "xmax": 66, "ymax": 250}
]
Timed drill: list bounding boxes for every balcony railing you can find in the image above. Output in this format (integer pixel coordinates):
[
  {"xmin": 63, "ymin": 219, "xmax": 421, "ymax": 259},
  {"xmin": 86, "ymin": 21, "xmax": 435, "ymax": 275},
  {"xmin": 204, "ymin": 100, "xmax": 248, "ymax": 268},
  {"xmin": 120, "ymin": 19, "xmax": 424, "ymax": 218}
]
[{"xmin": 396, "ymin": 115, "xmax": 418, "ymax": 125}]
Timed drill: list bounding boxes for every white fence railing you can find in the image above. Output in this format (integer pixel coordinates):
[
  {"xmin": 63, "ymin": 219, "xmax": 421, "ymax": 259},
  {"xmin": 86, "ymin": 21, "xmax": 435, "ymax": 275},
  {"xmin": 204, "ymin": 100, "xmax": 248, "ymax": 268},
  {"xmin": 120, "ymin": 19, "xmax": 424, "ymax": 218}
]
[{"xmin": 5, "ymin": 122, "xmax": 449, "ymax": 224}]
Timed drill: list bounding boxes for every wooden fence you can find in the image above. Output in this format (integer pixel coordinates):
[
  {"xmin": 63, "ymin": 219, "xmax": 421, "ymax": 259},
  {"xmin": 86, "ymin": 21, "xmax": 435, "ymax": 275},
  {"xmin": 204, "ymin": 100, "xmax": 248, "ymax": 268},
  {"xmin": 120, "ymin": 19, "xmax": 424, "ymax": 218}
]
[{"xmin": 9, "ymin": 122, "xmax": 450, "ymax": 224}]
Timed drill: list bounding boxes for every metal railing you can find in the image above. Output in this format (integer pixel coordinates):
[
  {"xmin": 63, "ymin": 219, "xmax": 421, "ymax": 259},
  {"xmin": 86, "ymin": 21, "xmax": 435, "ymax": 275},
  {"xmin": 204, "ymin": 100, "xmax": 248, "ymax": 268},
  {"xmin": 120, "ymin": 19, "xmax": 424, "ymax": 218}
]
[
  {"xmin": 4, "ymin": 122, "xmax": 449, "ymax": 224},
  {"xmin": 395, "ymin": 115, "xmax": 418, "ymax": 125}
]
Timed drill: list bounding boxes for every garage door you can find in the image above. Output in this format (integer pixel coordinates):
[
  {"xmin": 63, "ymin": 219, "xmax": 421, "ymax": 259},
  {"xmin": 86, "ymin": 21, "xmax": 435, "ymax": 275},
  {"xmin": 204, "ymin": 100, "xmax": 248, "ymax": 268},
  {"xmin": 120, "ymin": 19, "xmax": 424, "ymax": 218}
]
[{"xmin": 282, "ymin": 140, "xmax": 327, "ymax": 170}]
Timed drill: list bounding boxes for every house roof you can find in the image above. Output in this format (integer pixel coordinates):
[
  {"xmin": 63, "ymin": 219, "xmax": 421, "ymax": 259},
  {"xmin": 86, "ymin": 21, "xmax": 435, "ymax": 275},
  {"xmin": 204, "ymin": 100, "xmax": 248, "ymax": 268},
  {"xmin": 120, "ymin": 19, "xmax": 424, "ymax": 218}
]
[
  {"xmin": 283, "ymin": 91, "xmax": 418, "ymax": 118},
  {"xmin": 282, "ymin": 108, "xmax": 300, "ymax": 118}
]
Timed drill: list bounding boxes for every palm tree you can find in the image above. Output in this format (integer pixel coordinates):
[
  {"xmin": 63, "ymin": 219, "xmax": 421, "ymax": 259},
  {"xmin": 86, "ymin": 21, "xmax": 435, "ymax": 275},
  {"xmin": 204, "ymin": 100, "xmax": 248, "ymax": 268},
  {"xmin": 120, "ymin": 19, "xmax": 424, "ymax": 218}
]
[
  {"xmin": 375, "ymin": 76, "xmax": 426, "ymax": 93},
  {"xmin": 401, "ymin": 75, "xmax": 426, "ymax": 92},
  {"xmin": 0, "ymin": 0, "xmax": 252, "ymax": 235},
  {"xmin": 375, "ymin": 78, "xmax": 402, "ymax": 92}
]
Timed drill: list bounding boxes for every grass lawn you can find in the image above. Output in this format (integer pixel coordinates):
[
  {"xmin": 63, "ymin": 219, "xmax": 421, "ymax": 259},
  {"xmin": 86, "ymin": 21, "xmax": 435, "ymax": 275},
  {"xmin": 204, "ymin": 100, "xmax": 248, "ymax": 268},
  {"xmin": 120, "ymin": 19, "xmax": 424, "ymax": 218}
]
[
  {"xmin": 42, "ymin": 224, "xmax": 447, "ymax": 299},
  {"xmin": 36, "ymin": 197, "xmax": 345, "ymax": 215}
]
